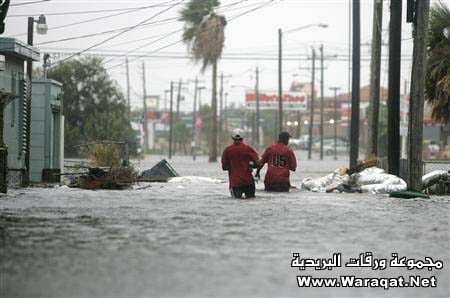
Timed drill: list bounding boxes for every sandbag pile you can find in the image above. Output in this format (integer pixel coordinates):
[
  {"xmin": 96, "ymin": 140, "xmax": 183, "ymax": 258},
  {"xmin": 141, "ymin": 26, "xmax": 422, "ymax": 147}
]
[
  {"xmin": 301, "ymin": 166, "xmax": 407, "ymax": 194},
  {"xmin": 422, "ymin": 170, "xmax": 450, "ymax": 195}
]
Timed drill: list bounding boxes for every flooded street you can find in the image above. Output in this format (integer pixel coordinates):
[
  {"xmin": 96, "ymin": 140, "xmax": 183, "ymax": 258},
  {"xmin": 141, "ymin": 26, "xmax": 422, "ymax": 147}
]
[{"xmin": 1, "ymin": 153, "xmax": 449, "ymax": 297}]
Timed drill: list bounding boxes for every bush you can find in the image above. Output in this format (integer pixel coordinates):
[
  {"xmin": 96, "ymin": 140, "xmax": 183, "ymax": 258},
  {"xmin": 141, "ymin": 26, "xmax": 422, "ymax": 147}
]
[{"xmin": 89, "ymin": 143, "xmax": 121, "ymax": 167}]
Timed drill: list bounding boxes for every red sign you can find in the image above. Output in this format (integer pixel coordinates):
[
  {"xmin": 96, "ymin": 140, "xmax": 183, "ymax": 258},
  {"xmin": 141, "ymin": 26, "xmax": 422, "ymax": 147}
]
[{"xmin": 245, "ymin": 91, "xmax": 308, "ymax": 111}]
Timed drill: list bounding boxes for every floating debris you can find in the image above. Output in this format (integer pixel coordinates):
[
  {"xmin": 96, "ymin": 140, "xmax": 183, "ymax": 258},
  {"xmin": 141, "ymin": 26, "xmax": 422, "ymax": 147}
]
[{"xmin": 138, "ymin": 159, "xmax": 179, "ymax": 182}]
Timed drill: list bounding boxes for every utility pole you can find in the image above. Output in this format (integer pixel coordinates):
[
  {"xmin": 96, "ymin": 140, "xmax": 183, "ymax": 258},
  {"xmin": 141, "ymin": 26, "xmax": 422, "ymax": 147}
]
[
  {"xmin": 319, "ymin": 44, "xmax": 324, "ymax": 160},
  {"xmin": 278, "ymin": 28, "xmax": 283, "ymax": 133},
  {"xmin": 24, "ymin": 17, "xmax": 34, "ymax": 186},
  {"xmin": 308, "ymin": 48, "xmax": 316, "ymax": 160},
  {"xmin": 209, "ymin": 61, "xmax": 218, "ymax": 163},
  {"xmin": 164, "ymin": 90, "xmax": 170, "ymax": 111},
  {"xmin": 350, "ymin": 0, "xmax": 361, "ymax": 170},
  {"xmin": 141, "ymin": 62, "xmax": 148, "ymax": 156},
  {"xmin": 347, "ymin": 0, "xmax": 352, "ymax": 152},
  {"xmin": 330, "ymin": 87, "xmax": 341, "ymax": 160},
  {"xmin": 387, "ymin": 0, "xmax": 402, "ymax": 176},
  {"xmin": 169, "ymin": 81, "xmax": 174, "ymax": 159},
  {"xmin": 255, "ymin": 66, "xmax": 260, "ymax": 150},
  {"xmin": 367, "ymin": 0, "xmax": 383, "ymax": 157},
  {"xmin": 408, "ymin": 0, "xmax": 430, "ymax": 191},
  {"xmin": 176, "ymin": 79, "xmax": 182, "ymax": 121},
  {"xmin": 125, "ymin": 57, "xmax": 131, "ymax": 117},
  {"xmin": 219, "ymin": 73, "xmax": 232, "ymax": 151},
  {"xmin": 224, "ymin": 92, "xmax": 228, "ymax": 143},
  {"xmin": 192, "ymin": 77, "xmax": 198, "ymax": 161},
  {"xmin": 219, "ymin": 72, "xmax": 224, "ymax": 150}
]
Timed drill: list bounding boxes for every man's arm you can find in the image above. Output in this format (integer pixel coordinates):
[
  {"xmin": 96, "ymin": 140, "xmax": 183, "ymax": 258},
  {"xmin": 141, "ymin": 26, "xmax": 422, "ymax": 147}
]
[
  {"xmin": 221, "ymin": 149, "xmax": 229, "ymax": 171},
  {"xmin": 255, "ymin": 148, "xmax": 269, "ymax": 178},
  {"xmin": 289, "ymin": 149, "xmax": 297, "ymax": 171}
]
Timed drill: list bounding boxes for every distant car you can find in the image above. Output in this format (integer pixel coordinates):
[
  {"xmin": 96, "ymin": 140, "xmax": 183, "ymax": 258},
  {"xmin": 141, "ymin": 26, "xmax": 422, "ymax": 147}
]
[
  {"xmin": 289, "ymin": 135, "xmax": 310, "ymax": 149},
  {"xmin": 323, "ymin": 139, "xmax": 348, "ymax": 156},
  {"xmin": 313, "ymin": 138, "xmax": 334, "ymax": 152},
  {"xmin": 288, "ymin": 138, "xmax": 302, "ymax": 149}
]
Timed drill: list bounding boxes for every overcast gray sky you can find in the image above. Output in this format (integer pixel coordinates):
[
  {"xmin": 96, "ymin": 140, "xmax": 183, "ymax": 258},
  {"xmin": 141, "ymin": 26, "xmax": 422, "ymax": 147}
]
[{"xmin": 6, "ymin": 0, "xmax": 435, "ymax": 112}]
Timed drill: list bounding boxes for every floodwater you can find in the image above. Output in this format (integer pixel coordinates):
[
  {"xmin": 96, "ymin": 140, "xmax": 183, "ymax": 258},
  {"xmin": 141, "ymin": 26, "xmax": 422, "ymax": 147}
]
[{"xmin": 1, "ymin": 152, "xmax": 449, "ymax": 297}]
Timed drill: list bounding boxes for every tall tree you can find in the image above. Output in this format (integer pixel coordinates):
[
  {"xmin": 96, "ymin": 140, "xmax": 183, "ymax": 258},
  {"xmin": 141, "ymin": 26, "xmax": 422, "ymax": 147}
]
[
  {"xmin": 48, "ymin": 57, "xmax": 135, "ymax": 156},
  {"xmin": 426, "ymin": 3, "xmax": 450, "ymax": 124},
  {"xmin": 180, "ymin": 0, "xmax": 227, "ymax": 162}
]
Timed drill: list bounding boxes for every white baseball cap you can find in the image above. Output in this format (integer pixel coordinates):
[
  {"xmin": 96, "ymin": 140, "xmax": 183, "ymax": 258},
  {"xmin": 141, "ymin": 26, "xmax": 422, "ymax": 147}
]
[{"xmin": 231, "ymin": 128, "xmax": 245, "ymax": 139}]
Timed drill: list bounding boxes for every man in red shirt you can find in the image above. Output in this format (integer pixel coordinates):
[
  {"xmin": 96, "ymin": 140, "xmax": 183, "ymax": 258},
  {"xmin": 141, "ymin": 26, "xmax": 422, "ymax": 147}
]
[
  {"xmin": 221, "ymin": 129, "xmax": 259, "ymax": 198},
  {"xmin": 255, "ymin": 131, "xmax": 297, "ymax": 192}
]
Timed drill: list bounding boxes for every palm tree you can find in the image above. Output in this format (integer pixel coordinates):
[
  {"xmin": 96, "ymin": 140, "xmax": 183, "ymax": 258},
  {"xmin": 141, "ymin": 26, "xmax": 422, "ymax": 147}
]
[
  {"xmin": 180, "ymin": 0, "xmax": 226, "ymax": 162},
  {"xmin": 426, "ymin": 3, "xmax": 450, "ymax": 124}
]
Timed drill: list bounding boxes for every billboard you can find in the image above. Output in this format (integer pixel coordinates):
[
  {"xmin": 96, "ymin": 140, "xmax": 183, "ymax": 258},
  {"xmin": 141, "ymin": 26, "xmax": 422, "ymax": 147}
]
[{"xmin": 245, "ymin": 90, "xmax": 308, "ymax": 111}]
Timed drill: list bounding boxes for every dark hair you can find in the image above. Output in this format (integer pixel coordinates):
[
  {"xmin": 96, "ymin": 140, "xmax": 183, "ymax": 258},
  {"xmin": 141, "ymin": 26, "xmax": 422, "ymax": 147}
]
[{"xmin": 278, "ymin": 131, "xmax": 290, "ymax": 144}]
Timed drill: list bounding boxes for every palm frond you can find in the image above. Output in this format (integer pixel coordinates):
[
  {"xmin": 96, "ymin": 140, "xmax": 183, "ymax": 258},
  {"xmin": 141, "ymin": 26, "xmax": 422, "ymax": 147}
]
[{"xmin": 426, "ymin": 3, "xmax": 450, "ymax": 123}]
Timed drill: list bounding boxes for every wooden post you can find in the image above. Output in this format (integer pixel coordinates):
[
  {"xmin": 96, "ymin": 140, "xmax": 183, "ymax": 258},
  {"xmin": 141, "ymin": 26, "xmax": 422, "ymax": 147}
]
[
  {"xmin": 349, "ymin": 0, "xmax": 361, "ymax": 170},
  {"xmin": 308, "ymin": 48, "xmax": 316, "ymax": 160},
  {"xmin": 387, "ymin": 0, "xmax": 402, "ymax": 175},
  {"xmin": 408, "ymin": 0, "xmax": 430, "ymax": 191},
  {"xmin": 278, "ymin": 28, "xmax": 283, "ymax": 133},
  {"xmin": 367, "ymin": 0, "xmax": 383, "ymax": 156}
]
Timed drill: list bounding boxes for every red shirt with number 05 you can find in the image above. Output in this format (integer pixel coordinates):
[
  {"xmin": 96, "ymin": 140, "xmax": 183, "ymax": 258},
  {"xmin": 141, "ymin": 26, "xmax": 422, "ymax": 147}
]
[{"xmin": 260, "ymin": 143, "xmax": 297, "ymax": 187}]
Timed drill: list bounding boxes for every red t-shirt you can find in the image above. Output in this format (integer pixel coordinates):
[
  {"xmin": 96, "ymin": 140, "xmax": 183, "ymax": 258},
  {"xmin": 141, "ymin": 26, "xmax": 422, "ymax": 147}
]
[
  {"xmin": 260, "ymin": 143, "xmax": 297, "ymax": 186},
  {"xmin": 221, "ymin": 142, "xmax": 259, "ymax": 187}
]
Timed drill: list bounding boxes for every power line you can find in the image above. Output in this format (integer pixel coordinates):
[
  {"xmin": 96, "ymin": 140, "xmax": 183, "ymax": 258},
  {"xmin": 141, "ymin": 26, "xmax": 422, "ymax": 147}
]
[
  {"xmin": 102, "ymin": 29, "xmax": 183, "ymax": 65},
  {"xmin": 8, "ymin": 3, "xmax": 179, "ymax": 16},
  {"xmin": 10, "ymin": 0, "xmax": 50, "ymax": 6},
  {"xmin": 105, "ymin": 0, "xmax": 278, "ymax": 70},
  {"xmin": 8, "ymin": 0, "xmax": 176, "ymax": 37},
  {"xmin": 44, "ymin": 50, "xmax": 415, "ymax": 62},
  {"xmin": 51, "ymin": 0, "xmax": 184, "ymax": 65},
  {"xmin": 101, "ymin": 0, "xmax": 249, "ymax": 66},
  {"xmin": 33, "ymin": 0, "xmax": 247, "ymax": 46},
  {"xmin": 35, "ymin": 17, "xmax": 176, "ymax": 45}
]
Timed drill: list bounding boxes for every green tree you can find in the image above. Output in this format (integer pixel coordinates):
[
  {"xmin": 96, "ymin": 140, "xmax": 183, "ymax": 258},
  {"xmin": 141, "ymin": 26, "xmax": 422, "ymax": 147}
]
[
  {"xmin": 180, "ymin": 0, "xmax": 227, "ymax": 162},
  {"xmin": 48, "ymin": 57, "xmax": 135, "ymax": 156},
  {"xmin": 426, "ymin": 3, "xmax": 450, "ymax": 124},
  {"xmin": 173, "ymin": 120, "xmax": 190, "ymax": 154}
]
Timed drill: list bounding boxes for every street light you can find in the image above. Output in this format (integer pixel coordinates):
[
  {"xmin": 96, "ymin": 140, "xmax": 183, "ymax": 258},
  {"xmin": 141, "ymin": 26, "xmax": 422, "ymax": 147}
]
[
  {"xmin": 35, "ymin": 14, "xmax": 48, "ymax": 34},
  {"xmin": 278, "ymin": 23, "xmax": 328, "ymax": 136},
  {"xmin": 25, "ymin": 14, "xmax": 47, "ymax": 185}
]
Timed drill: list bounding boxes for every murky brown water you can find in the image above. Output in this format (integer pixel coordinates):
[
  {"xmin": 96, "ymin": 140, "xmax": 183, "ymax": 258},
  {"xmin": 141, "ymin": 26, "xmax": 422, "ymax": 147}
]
[{"xmin": 1, "ymin": 154, "xmax": 449, "ymax": 297}]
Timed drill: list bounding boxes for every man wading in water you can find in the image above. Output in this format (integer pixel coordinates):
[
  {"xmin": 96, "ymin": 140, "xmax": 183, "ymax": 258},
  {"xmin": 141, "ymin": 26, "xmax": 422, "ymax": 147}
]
[
  {"xmin": 221, "ymin": 129, "xmax": 259, "ymax": 198},
  {"xmin": 255, "ymin": 131, "xmax": 297, "ymax": 192}
]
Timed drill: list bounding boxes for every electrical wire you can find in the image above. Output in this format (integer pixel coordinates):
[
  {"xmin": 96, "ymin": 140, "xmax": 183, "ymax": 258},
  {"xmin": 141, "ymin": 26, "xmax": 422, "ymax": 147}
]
[
  {"xmin": 8, "ymin": 0, "xmax": 176, "ymax": 37},
  {"xmin": 101, "ymin": 0, "xmax": 249, "ymax": 65},
  {"xmin": 36, "ymin": 17, "xmax": 176, "ymax": 45},
  {"xmin": 8, "ymin": 3, "xmax": 179, "ymax": 16},
  {"xmin": 105, "ymin": 0, "xmax": 278, "ymax": 70},
  {"xmin": 34, "ymin": 0, "xmax": 247, "ymax": 46},
  {"xmin": 50, "ymin": 0, "xmax": 184, "ymax": 65},
  {"xmin": 10, "ymin": 0, "xmax": 50, "ymax": 6}
]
